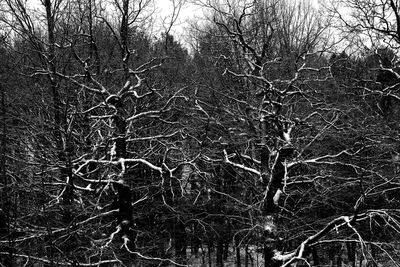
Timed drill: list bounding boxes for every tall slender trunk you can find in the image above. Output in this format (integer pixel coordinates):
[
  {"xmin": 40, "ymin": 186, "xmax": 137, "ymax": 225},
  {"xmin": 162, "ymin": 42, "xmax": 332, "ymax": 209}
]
[
  {"xmin": 235, "ymin": 235, "xmax": 241, "ymax": 267},
  {"xmin": 191, "ymin": 223, "xmax": 200, "ymax": 256},
  {"xmin": 115, "ymin": 0, "xmax": 136, "ymax": 258},
  {"xmin": 88, "ymin": 0, "xmax": 100, "ymax": 75},
  {"xmin": 114, "ymin": 113, "xmax": 136, "ymax": 253},
  {"xmin": 1, "ymin": 74, "xmax": 12, "ymax": 267},
  {"xmin": 260, "ymin": 115, "xmax": 294, "ymax": 266},
  {"xmin": 216, "ymin": 237, "xmax": 224, "ymax": 267},
  {"xmin": 264, "ymin": 245, "xmax": 275, "ymax": 267},
  {"xmin": 260, "ymin": 116, "xmax": 269, "ymax": 191},
  {"xmin": 121, "ymin": 0, "xmax": 130, "ymax": 79},
  {"xmin": 370, "ymin": 244, "xmax": 377, "ymax": 267},
  {"xmin": 44, "ymin": 0, "xmax": 62, "ymax": 149},
  {"xmin": 174, "ymin": 220, "xmax": 187, "ymax": 266},
  {"xmin": 311, "ymin": 246, "xmax": 319, "ymax": 266},
  {"xmin": 346, "ymin": 242, "xmax": 356, "ymax": 267},
  {"xmin": 244, "ymin": 245, "xmax": 249, "ymax": 267},
  {"xmin": 223, "ymin": 239, "xmax": 229, "ymax": 260},
  {"xmin": 43, "ymin": 0, "xmax": 74, "ymax": 219},
  {"xmin": 260, "ymin": 116, "xmax": 275, "ymax": 267},
  {"xmin": 208, "ymin": 239, "xmax": 213, "ymax": 267}
]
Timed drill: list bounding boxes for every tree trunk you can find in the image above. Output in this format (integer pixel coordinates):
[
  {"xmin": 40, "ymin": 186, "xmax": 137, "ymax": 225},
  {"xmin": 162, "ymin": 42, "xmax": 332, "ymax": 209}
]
[
  {"xmin": 0, "ymin": 81, "xmax": 12, "ymax": 267},
  {"xmin": 191, "ymin": 223, "xmax": 200, "ymax": 256},
  {"xmin": 114, "ymin": 114, "xmax": 136, "ymax": 257},
  {"xmin": 117, "ymin": 182, "xmax": 135, "ymax": 248},
  {"xmin": 311, "ymin": 246, "xmax": 319, "ymax": 266},
  {"xmin": 336, "ymin": 254, "xmax": 342, "ymax": 267},
  {"xmin": 216, "ymin": 237, "xmax": 224, "ymax": 267},
  {"xmin": 235, "ymin": 235, "xmax": 241, "ymax": 267},
  {"xmin": 264, "ymin": 244, "xmax": 275, "ymax": 267},
  {"xmin": 174, "ymin": 220, "xmax": 187, "ymax": 266},
  {"xmin": 346, "ymin": 242, "xmax": 356, "ymax": 267},
  {"xmin": 370, "ymin": 244, "xmax": 377, "ymax": 267},
  {"xmin": 43, "ymin": 2, "xmax": 74, "ymax": 264},
  {"xmin": 114, "ymin": 0, "xmax": 136, "ymax": 253},
  {"xmin": 223, "ymin": 239, "xmax": 229, "ymax": 260},
  {"xmin": 88, "ymin": 0, "xmax": 100, "ymax": 75},
  {"xmin": 43, "ymin": 0, "xmax": 75, "ymax": 225},
  {"xmin": 329, "ymin": 244, "xmax": 341, "ymax": 267},
  {"xmin": 245, "ymin": 245, "xmax": 249, "ymax": 267},
  {"xmin": 208, "ymin": 239, "xmax": 213, "ymax": 267}
]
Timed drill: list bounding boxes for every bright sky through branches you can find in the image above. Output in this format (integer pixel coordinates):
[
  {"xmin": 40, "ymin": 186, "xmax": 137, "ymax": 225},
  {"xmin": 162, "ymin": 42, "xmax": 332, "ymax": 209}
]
[
  {"xmin": 24, "ymin": 0, "xmax": 202, "ymax": 46},
  {"xmin": 153, "ymin": 0, "xmax": 203, "ymax": 42},
  {"xmin": 22, "ymin": 0, "xmax": 320, "ymax": 49}
]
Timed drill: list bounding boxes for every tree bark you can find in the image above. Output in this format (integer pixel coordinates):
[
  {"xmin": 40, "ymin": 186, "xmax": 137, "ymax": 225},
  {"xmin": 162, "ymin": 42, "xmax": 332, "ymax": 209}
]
[
  {"xmin": 346, "ymin": 242, "xmax": 356, "ymax": 267},
  {"xmin": 311, "ymin": 246, "xmax": 320, "ymax": 266},
  {"xmin": 264, "ymin": 244, "xmax": 277, "ymax": 267},
  {"xmin": 0, "ymin": 82, "xmax": 12, "ymax": 267},
  {"xmin": 208, "ymin": 239, "xmax": 213, "ymax": 267},
  {"xmin": 216, "ymin": 237, "xmax": 224, "ymax": 267},
  {"xmin": 245, "ymin": 246, "xmax": 248, "ymax": 267},
  {"xmin": 174, "ymin": 220, "xmax": 187, "ymax": 266},
  {"xmin": 114, "ymin": 112, "xmax": 136, "ymax": 254},
  {"xmin": 235, "ymin": 235, "xmax": 241, "ymax": 267},
  {"xmin": 43, "ymin": 0, "xmax": 74, "ymax": 223}
]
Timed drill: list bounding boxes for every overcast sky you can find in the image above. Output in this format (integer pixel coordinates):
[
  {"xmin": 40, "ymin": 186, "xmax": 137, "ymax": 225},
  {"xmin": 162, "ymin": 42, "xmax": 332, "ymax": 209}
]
[
  {"xmin": 153, "ymin": 0, "xmax": 204, "ymax": 41},
  {"xmin": 23, "ymin": 0, "xmax": 202, "ymax": 45},
  {"xmin": 23, "ymin": 0, "xmax": 321, "ymax": 48}
]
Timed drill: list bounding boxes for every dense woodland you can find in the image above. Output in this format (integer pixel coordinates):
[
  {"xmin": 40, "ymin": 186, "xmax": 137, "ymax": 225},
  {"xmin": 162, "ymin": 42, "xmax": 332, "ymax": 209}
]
[{"xmin": 1, "ymin": 0, "xmax": 400, "ymax": 266}]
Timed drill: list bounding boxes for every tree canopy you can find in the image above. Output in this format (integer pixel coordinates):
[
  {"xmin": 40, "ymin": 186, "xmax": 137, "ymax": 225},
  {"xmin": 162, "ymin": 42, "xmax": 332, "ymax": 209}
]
[{"xmin": 1, "ymin": 0, "xmax": 400, "ymax": 266}]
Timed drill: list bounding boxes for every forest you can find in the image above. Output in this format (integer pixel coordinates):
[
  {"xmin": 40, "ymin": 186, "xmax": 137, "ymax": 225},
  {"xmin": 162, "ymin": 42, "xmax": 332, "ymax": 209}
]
[{"xmin": 0, "ymin": 0, "xmax": 400, "ymax": 266}]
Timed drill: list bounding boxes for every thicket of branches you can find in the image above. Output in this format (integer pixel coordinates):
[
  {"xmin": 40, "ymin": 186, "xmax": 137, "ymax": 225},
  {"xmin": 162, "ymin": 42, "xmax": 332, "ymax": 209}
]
[{"xmin": 0, "ymin": 0, "xmax": 400, "ymax": 266}]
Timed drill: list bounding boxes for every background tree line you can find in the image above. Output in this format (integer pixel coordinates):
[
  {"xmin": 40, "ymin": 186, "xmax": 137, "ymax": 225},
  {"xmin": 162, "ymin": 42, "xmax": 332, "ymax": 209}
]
[{"xmin": 0, "ymin": 0, "xmax": 400, "ymax": 266}]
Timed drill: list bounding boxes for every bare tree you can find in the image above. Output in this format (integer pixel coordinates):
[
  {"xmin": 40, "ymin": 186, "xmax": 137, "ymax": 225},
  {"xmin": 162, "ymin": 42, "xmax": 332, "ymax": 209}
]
[
  {"xmin": 188, "ymin": 0, "xmax": 400, "ymax": 266},
  {"xmin": 0, "ymin": 0, "xmax": 192, "ymax": 265}
]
